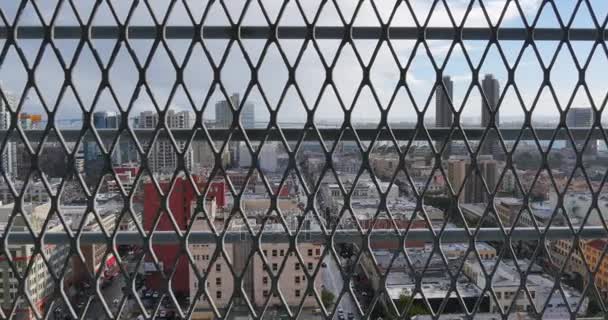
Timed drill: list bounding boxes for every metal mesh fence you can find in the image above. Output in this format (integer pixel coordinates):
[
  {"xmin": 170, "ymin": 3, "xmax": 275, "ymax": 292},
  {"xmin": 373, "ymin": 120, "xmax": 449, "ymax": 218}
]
[{"xmin": 0, "ymin": 0, "xmax": 607, "ymax": 319}]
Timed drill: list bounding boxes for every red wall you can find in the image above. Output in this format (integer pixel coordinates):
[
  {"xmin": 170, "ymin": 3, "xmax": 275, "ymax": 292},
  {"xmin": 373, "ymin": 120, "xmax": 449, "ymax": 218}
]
[
  {"xmin": 114, "ymin": 166, "xmax": 139, "ymax": 176},
  {"xmin": 143, "ymin": 178, "xmax": 194, "ymax": 294},
  {"xmin": 142, "ymin": 176, "xmax": 225, "ymax": 294}
]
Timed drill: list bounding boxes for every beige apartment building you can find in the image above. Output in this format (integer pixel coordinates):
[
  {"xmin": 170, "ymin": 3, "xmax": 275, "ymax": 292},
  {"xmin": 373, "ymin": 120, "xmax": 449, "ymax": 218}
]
[
  {"xmin": 253, "ymin": 242, "xmax": 323, "ymax": 307},
  {"xmin": 189, "ymin": 200, "xmax": 237, "ymax": 320},
  {"xmin": 188, "ymin": 202, "xmax": 324, "ymax": 319},
  {"xmin": 370, "ymin": 155, "xmax": 400, "ymax": 180}
]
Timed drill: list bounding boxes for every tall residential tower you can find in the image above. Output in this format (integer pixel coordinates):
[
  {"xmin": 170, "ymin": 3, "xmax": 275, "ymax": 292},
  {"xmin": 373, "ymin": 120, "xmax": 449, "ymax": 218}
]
[
  {"xmin": 436, "ymin": 76, "xmax": 454, "ymax": 158},
  {"xmin": 481, "ymin": 74, "xmax": 500, "ymax": 156}
]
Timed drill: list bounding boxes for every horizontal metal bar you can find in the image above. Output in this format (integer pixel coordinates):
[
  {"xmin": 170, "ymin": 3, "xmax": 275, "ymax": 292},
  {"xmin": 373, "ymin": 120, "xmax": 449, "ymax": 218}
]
[
  {"xmin": 1, "ymin": 128, "xmax": 601, "ymax": 142},
  {"xmin": 4, "ymin": 227, "xmax": 605, "ymax": 245},
  {"xmin": 2, "ymin": 26, "xmax": 604, "ymax": 41}
]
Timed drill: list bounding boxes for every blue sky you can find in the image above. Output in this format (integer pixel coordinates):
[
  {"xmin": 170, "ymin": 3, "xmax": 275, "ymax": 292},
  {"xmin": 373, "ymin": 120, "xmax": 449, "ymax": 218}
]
[{"xmin": 0, "ymin": 0, "xmax": 607, "ymax": 127}]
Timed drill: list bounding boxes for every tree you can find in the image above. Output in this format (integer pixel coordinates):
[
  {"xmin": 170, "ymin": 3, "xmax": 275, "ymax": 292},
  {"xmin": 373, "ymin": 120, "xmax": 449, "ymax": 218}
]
[
  {"xmin": 548, "ymin": 152, "xmax": 564, "ymax": 168},
  {"xmin": 395, "ymin": 293, "xmax": 427, "ymax": 317},
  {"xmin": 513, "ymin": 151, "xmax": 541, "ymax": 171},
  {"xmin": 321, "ymin": 289, "xmax": 335, "ymax": 308},
  {"xmin": 423, "ymin": 195, "xmax": 453, "ymax": 211},
  {"xmin": 530, "ymin": 193, "xmax": 547, "ymax": 202},
  {"xmin": 585, "ymin": 290, "xmax": 605, "ymax": 317}
]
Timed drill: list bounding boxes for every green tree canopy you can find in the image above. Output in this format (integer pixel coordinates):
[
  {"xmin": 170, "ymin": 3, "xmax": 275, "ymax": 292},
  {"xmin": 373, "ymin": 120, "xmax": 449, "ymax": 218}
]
[{"xmin": 321, "ymin": 288, "xmax": 335, "ymax": 309}]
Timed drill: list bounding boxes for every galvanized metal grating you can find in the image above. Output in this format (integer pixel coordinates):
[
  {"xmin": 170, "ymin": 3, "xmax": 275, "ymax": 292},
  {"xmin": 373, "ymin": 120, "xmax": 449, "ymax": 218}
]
[{"xmin": 0, "ymin": 0, "xmax": 605, "ymax": 320}]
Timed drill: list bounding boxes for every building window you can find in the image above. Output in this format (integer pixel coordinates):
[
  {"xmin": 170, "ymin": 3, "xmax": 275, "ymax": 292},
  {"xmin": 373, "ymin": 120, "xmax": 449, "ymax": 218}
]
[
  {"xmin": 272, "ymin": 263, "xmax": 278, "ymax": 271},
  {"xmin": 263, "ymin": 290, "xmax": 269, "ymax": 297},
  {"xmin": 216, "ymin": 264, "xmax": 221, "ymax": 272},
  {"xmin": 295, "ymin": 263, "xmax": 300, "ymax": 270},
  {"xmin": 280, "ymin": 249, "xmax": 284, "ymax": 256},
  {"xmin": 216, "ymin": 291, "xmax": 222, "ymax": 299},
  {"xmin": 216, "ymin": 277, "xmax": 221, "ymax": 286},
  {"xmin": 263, "ymin": 276, "xmax": 268, "ymax": 284},
  {"xmin": 307, "ymin": 263, "xmax": 313, "ymax": 270},
  {"xmin": 315, "ymin": 248, "xmax": 320, "ymax": 256},
  {"xmin": 295, "ymin": 276, "xmax": 300, "ymax": 284},
  {"xmin": 308, "ymin": 249, "xmax": 313, "ymax": 256},
  {"xmin": 272, "ymin": 249, "xmax": 277, "ymax": 257},
  {"xmin": 295, "ymin": 290, "xmax": 301, "ymax": 297}
]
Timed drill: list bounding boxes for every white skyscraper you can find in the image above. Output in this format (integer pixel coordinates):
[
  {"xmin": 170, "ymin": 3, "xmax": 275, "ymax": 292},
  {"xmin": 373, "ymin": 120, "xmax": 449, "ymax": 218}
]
[
  {"xmin": 0, "ymin": 98, "xmax": 15, "ymax": 178},
  {"xmin": 138, "ymin": 110, "xmax": 194, "ymax": 174}
]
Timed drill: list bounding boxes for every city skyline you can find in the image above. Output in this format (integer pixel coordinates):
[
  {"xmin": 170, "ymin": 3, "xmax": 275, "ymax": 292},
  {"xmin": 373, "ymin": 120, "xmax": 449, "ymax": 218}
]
[
  {"xmin": 1, "ymin": 1, "xmax": 607, "ymax": 124},
  {"xmin": 0, "ymin": 1, "xmax": 607, "ymax": 320}
]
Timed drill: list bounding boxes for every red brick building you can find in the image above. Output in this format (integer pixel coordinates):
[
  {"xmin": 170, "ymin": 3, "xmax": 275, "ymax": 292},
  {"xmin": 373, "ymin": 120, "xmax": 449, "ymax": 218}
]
[{"xmin": 143, "ymin": 176, "xmax": 225, "ymax": 295}]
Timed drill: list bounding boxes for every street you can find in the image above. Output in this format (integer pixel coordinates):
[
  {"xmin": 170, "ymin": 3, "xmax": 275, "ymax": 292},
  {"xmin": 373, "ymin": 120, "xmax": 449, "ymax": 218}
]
[
  {"xmin": 51, "ymin": 277, "xmax": 133, "ymax": 320},
  {"xmin": 322, "ymin": 256, "xmax": 360, "ymax": 320},
  {"xmin": 84, "ymin": 277, "xmax": 130, "ymax": 319}
]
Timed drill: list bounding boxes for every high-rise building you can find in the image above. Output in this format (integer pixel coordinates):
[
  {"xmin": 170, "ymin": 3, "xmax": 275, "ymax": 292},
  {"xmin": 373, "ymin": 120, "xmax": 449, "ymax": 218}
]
[
  {"xmin": 84, "ymin": 111, "xmax": 121, "ymax": 180},
  {"xmin": 242, "ymin": 102, "xmax": 255, "ymax": 129},
  {"xmin": 0, "ymin": 98, "xmax": 15, "ymax": 179},
  {"xmin": 481, "ymin": 74, "xmax": 500, "ymax": 156},
  {"xmin": 16, "ymin": 143, "xmax": 69, "ymax": 180},
  {"xmin": 447, "ymin": 156, "xmax": 467, "ymax": 201},
  {"xmin": 215, "ymin": 93, "xmax": 240, "ymax": 128},
  {"xmin": 566, "ymin": 107, "xmax": 595, "ymax": 154},
  {"xmin": 464, "ymin": 155, "xmax": 498, "ymax": 204},
  {"xmin": 436, "ymin": 76, "xmax": 454, "ymax": 159},
  {"xmin": 138, "ymin": 110, "xmax": 194, "ymax": 174},
  {"xmin": 215, "ymin": 94, "xmax": 256, "ymax": 168},
  {"xmin": 566, "ymin": 107, "xmax": 594, "ymax": 127},
  {"xmin": 192, "ymin": 141, "xmax": 231, "ymax": 172},
  {"xmin": 436, "ymin": 76, "xmax": 454, "ymax": 128}
]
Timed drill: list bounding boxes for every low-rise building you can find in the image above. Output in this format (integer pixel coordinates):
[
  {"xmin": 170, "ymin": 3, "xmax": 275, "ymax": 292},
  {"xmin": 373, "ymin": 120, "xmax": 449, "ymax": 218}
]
[
  {"xmin": 363, "ymin": 245, "xmax": 496, "ymax": 316},
  {"xmin": 370, "ymin": 155, "xmax": 400, "ymax": 180},
  {"xmin": 327, "ymin": 179, "xmax": 399, "ymax": 204},
  {"xmin": 68, "ymin": 203, "xmax": 120, "ymax": 285},
  {"xmin": 463, "ymin": 258, "xmax": 587, "ymax": 316},
  {"xmin": 0, "ymin": 179, "xmax": 59, "ymax": 205}
]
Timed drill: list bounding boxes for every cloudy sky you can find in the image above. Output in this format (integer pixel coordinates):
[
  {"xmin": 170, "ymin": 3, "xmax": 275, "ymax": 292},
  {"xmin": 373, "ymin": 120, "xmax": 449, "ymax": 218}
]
[{"xmin": 1, "ymin": 0, "xmax": 607, "ymax": 128}]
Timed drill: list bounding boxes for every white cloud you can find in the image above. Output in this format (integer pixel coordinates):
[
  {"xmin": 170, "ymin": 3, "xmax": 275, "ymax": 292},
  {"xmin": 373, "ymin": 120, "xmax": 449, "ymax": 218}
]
[{"xmin": 0, "ymin": 0, "xmax": 546, "ymax": 124}]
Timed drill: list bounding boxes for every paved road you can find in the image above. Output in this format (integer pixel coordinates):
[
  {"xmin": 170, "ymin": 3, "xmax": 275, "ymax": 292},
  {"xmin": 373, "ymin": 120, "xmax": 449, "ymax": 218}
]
[
  {"xmin": 51, "ymin": 277, "xmax": 132, "ymax": 320},
  {"xmin": 322, "ymin": 257, "xmax": 360, "ymax": 320},
  {"xmin": 84, "ymin": 277, "xmax": 130, "ymax": 320}
]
